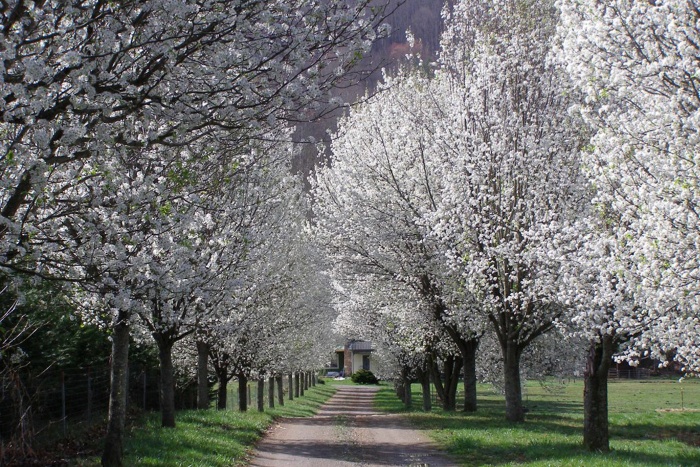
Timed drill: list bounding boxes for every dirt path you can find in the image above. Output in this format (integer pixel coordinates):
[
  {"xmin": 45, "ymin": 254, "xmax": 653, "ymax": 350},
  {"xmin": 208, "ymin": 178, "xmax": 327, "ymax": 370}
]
[{"xmin": 247, "ymin": 385, "xmax": 456, "ymax": 467}]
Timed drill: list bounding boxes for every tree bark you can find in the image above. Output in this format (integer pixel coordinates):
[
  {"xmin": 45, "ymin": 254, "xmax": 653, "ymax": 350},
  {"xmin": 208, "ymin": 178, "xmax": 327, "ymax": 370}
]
[
  {"xmin": 430, "ymin": 353, "xmax": 461, "ymax": 411},
  {"xmin": 401, "ymin": 365, "xmax": 412, "ymax": 409},
  {"xmin": 294, "ymin": 372, "xmax": 300, "ymax": 398},
  {"xmin": 311, "ymin": 372, "xmax": 316, "ymax": 386},
  {"xmin": 276, "ymin": 376, "xmax": 284, "ymax": 406},
  {"xmin": 503, "ymin": 341, "xmax": 524, "ymax": 422},
  {"xmin": 257, "ymin": 378, "xmax": 265, "ymax": 412},
  {"xmin": 416, "ymin": 366, "xmax": 432, "ymax": 412},
  {"xmin": 238, "ymin": 374, "xmax": 248, "ymax": 412},
  {"xmin": 583, "ymin": 334, "xmax": 615, "ymax": 452},
  {"xmin": 157, "ymin": 338, "xmax": 176, "ymax": 427},
  {"xmin": 288, "ymin": 373, "xmax": 294, "ymax": 400},
  {"xmin": 216, "ymin": 371, "xmax": 228, "ymax": 410},
  {"xmin": 300, "ymin": 372, "xmax": 305, "ymax": 396},
  {"xmin": 460, "ymin": 338, "xmax": 479, "ymax": 412},
  {"xmin": 268, "ymin": 376, "xmax": 275, "ymax": 408},
  {"xmin": 404, "ymin": 378, "xmax": 412, "ymax": 409},
  {"xmin": 101, "ymin": 311, "xmax": 130, "ymax": 467},
  {"xmin": 196, "ymin": 341, "xmax": 210, "ymax": 410},
  {"xmin": 395, "ymin": 378, "xmax": 406, "ymax": 402}
]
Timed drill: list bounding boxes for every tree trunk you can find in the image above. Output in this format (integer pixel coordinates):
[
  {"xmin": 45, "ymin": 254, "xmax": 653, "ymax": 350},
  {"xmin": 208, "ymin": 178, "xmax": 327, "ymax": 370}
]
[
  {"xmin": 404, "ymin": 379, "xmax": 412, "ymax": 409},
  {"xmin": 401, "ymin": 365, "xmax": 412, "ymax": 409},
  {"xmin": 294, "ymin": 372, "xmax": 300, "ymax": 398},
  {"xmin": 416, "ymin": 366, "xmax": 432, "ymax": 412},
  {"xmin": 257, "ymin": 378, "xmax": 265, "ymax": 412},
  {"xmin": 288, "ymin": 373, "xmax": 294, "ymax": 400},
  {"xmin": 196, "ymin": 341, "xmax": 209, "ymax": 410},
  {"xmin": 503, "ymin": 341, "xmax": 524, "ymax": 422},
  {"xmin": 102, "ymin": 311, "xmax": 130, "ymax": 467},
  {"xmin": 157, "ymin": 338, "xmax": 176, "ymax": 427},
  {"xmin": 299, "ymin": 372, "xmax": 305, "ymax": 396},
  {"xmin": 395, "ymin": 379, "xmax": 406, "ymax": 402},
  {"xmin": 238, "ymin": 375, "xmax": 248, "ymax": 412},
  {"xmin": 430, "ymin": 354, "xmax": 461, "ymax": 411},
  {"xmin": 445, "ymin": 355, "xmax": 461, "ymax": 411},
  {"xmin": 460, "ymin": 337, "xmax": 479, "ymax": 412},
  {"xmin": 312, "ymin": 372, "xmax": 316, "ymax": 386},
  {"xmin": 584, "ymin": 335, "xmax": 615, "ymax": 452},
  {"xmin": 216, "ymin": 371, "xmax": 228, "ymax": 410},
  {"xmin": 276, "ymin": 376, "xmax": 284, "ymax": 406},
  {"xmin": 268, "ymin": 377, "xmax": 275, "ymax": 408}
]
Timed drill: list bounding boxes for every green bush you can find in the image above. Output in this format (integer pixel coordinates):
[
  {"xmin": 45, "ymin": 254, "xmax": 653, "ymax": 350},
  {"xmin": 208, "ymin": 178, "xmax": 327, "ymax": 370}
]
[{"xmin": 351, "ymin": 369, "xmax": 379, "ymax": 385}]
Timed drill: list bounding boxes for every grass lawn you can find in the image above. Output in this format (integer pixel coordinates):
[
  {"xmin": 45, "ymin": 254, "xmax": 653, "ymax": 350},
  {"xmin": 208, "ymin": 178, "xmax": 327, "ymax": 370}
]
[{"xmin": 375, "ymin": 378, "xmax": 700, "ymax": 466}]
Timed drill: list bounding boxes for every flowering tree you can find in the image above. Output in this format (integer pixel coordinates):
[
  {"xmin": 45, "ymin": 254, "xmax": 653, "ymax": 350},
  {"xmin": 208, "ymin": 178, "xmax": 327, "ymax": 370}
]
[
  {"xmin": 1, "ymin": 0, "xmax": 389, "ymax": 272},
  {"xmin": 555, "ymin": 0, "xmax": 700, "ymax": 450},
  {"xmin": 428, "ymin": 0, "xmax": 586, "ymax": 422},
  {"xmin": 2, "ymin": 2, "xmax": 391, "ymax": 464},
  {"xmin": 313, "ymin": 65, "xmax": 485, "ymax": 412},
  {"xmin": 557, "ymin": 0, "xmax": 700, "ymax": 375}
]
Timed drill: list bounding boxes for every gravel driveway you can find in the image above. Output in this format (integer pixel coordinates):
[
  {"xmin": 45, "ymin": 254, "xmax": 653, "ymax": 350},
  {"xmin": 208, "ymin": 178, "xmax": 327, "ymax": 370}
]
[{"xmin": 247, "ymin": 385, "xmax": 457, "ymax": 466}]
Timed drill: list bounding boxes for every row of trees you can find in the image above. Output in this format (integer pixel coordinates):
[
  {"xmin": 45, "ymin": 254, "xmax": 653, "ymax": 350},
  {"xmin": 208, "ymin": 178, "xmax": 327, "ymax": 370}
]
[
  {"xmin": 1, "ymin": 1, "xmax": 392, "ymax": 465},
  {"xmin": 312, "ymin": 0, "xmax": 699, "ymax": 453}
]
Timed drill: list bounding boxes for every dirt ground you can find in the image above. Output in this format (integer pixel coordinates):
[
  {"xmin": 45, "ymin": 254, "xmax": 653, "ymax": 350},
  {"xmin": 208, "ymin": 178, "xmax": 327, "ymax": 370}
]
[{"xmin": 247, "ymin": 385, "xmax": 457, "ymax": 467}]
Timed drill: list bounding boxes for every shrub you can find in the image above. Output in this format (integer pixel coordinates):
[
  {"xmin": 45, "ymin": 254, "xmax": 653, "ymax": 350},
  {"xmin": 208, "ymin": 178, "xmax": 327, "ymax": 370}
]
[{"xmin": 351, "ymin": 369, "xmax": 379, "ymax": 385}]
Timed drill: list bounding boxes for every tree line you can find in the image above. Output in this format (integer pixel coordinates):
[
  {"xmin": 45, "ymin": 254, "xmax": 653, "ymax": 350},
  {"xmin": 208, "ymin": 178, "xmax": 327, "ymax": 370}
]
[
  {"xmin": 0, "ymin": 1, "xmax": 391, "ymax": 465},
  {"xmin": 312, "ymin": 0, "xmax": 700, "ymax": 453}
]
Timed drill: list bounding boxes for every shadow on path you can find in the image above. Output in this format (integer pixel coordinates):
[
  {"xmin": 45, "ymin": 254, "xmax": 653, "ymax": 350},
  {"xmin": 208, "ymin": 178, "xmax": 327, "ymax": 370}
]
[{"xmin": 248, "ymin": 386, "xmax": 456, "ymax": 467}]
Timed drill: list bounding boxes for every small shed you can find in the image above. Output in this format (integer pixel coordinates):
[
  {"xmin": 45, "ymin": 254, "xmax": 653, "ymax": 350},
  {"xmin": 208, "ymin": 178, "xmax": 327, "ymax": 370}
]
[{"xmin": 343, "ymin": 340, "xmax": 374, "ymax": 375}]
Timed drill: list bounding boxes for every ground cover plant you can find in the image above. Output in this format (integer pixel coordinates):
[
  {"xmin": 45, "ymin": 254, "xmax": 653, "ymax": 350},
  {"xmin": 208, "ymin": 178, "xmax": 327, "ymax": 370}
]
[{"xmin": 375, "ymin": 379, "xmax": 700, "ymax": 466}]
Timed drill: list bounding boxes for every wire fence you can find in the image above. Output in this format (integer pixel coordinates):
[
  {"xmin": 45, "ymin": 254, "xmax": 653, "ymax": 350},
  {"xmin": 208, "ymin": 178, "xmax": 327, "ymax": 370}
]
[{"xmin": 0, "ymin": 365, "xmax": 312, "ymax": 461}]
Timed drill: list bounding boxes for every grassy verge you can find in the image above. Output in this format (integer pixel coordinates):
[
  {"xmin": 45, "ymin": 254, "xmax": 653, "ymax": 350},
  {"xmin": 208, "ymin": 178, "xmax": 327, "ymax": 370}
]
[
  {"xmin": 125, "ymin": 382, "xmax": 337, "ymax": 466},
  {"xmin": 66, "ymin": 382, "xmax": 336, "ymax": 466},
  {"xmin": 376, "ymin": 378, "xmax": 700, "ymax": 466}
]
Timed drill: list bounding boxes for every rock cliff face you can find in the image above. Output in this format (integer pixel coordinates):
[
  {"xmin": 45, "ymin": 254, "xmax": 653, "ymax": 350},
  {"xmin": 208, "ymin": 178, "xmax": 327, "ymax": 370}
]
[{"xmin": 292, "ymin": 0, "xmax": 445, "ymax": 182}]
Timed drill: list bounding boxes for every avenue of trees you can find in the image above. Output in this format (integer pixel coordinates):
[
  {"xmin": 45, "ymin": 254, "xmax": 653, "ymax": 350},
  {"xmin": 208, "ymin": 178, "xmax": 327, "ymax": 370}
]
[
  {"xmin": 313, "ymin": 0, "xmax": 700, "ymax": 453},
  {"xmin": 1, "ymin": 0, "xmax": 390, "ymax": 465},
  {"xmin": 1, "ymin": 0, "xmax": 699, "ymax": 463}
]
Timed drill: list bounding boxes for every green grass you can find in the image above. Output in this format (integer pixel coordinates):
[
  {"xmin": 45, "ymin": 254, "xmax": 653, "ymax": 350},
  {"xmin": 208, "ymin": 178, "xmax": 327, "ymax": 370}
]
[
  {"xmin": 125, "ymin": 383, "xmax": 337, "ymax": 466},
  {"xmin": 376, "ymin": 378, "xmax": 700, "ymax": 466},
  {"xmin": 68, "ymin": 382, "xmax": 337, "ymax": 466}
]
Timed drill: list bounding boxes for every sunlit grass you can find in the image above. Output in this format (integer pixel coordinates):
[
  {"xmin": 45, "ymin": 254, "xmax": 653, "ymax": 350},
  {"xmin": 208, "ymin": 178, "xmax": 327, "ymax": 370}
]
[
  {"xmin": 376, "ymin": 378, "xmax": 700, "ymax": 466},
  {"xmin": 71, "ymin": 383, "xmax": 336, "ymax": 466},
  {"xmin": 125, "ymin": 383, "xmax": 337, "ymax": 466}
]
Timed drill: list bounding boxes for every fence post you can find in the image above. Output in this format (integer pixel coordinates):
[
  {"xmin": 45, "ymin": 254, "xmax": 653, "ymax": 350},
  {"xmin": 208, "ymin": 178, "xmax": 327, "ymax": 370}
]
[
  {"xmin": 87, "ymin": 367, "xmax": 92, "ymax": 424},
  {"xmin": 142, "ymin": 370, "xmax": 147, "ymax": 410},
  {"xmin": 61, "ymin": 370, "xmax": 66, "ymax": 436}
]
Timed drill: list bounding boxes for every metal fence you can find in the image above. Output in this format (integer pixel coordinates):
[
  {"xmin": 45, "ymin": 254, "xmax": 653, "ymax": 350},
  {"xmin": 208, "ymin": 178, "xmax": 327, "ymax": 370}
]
[
  {"xmin": 0, "ymin": 365, "xmax": 302, "ymax": 461},
  {"xmin": 0, "ymin": 366, "xmax": 159, "ymax": 448}
]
